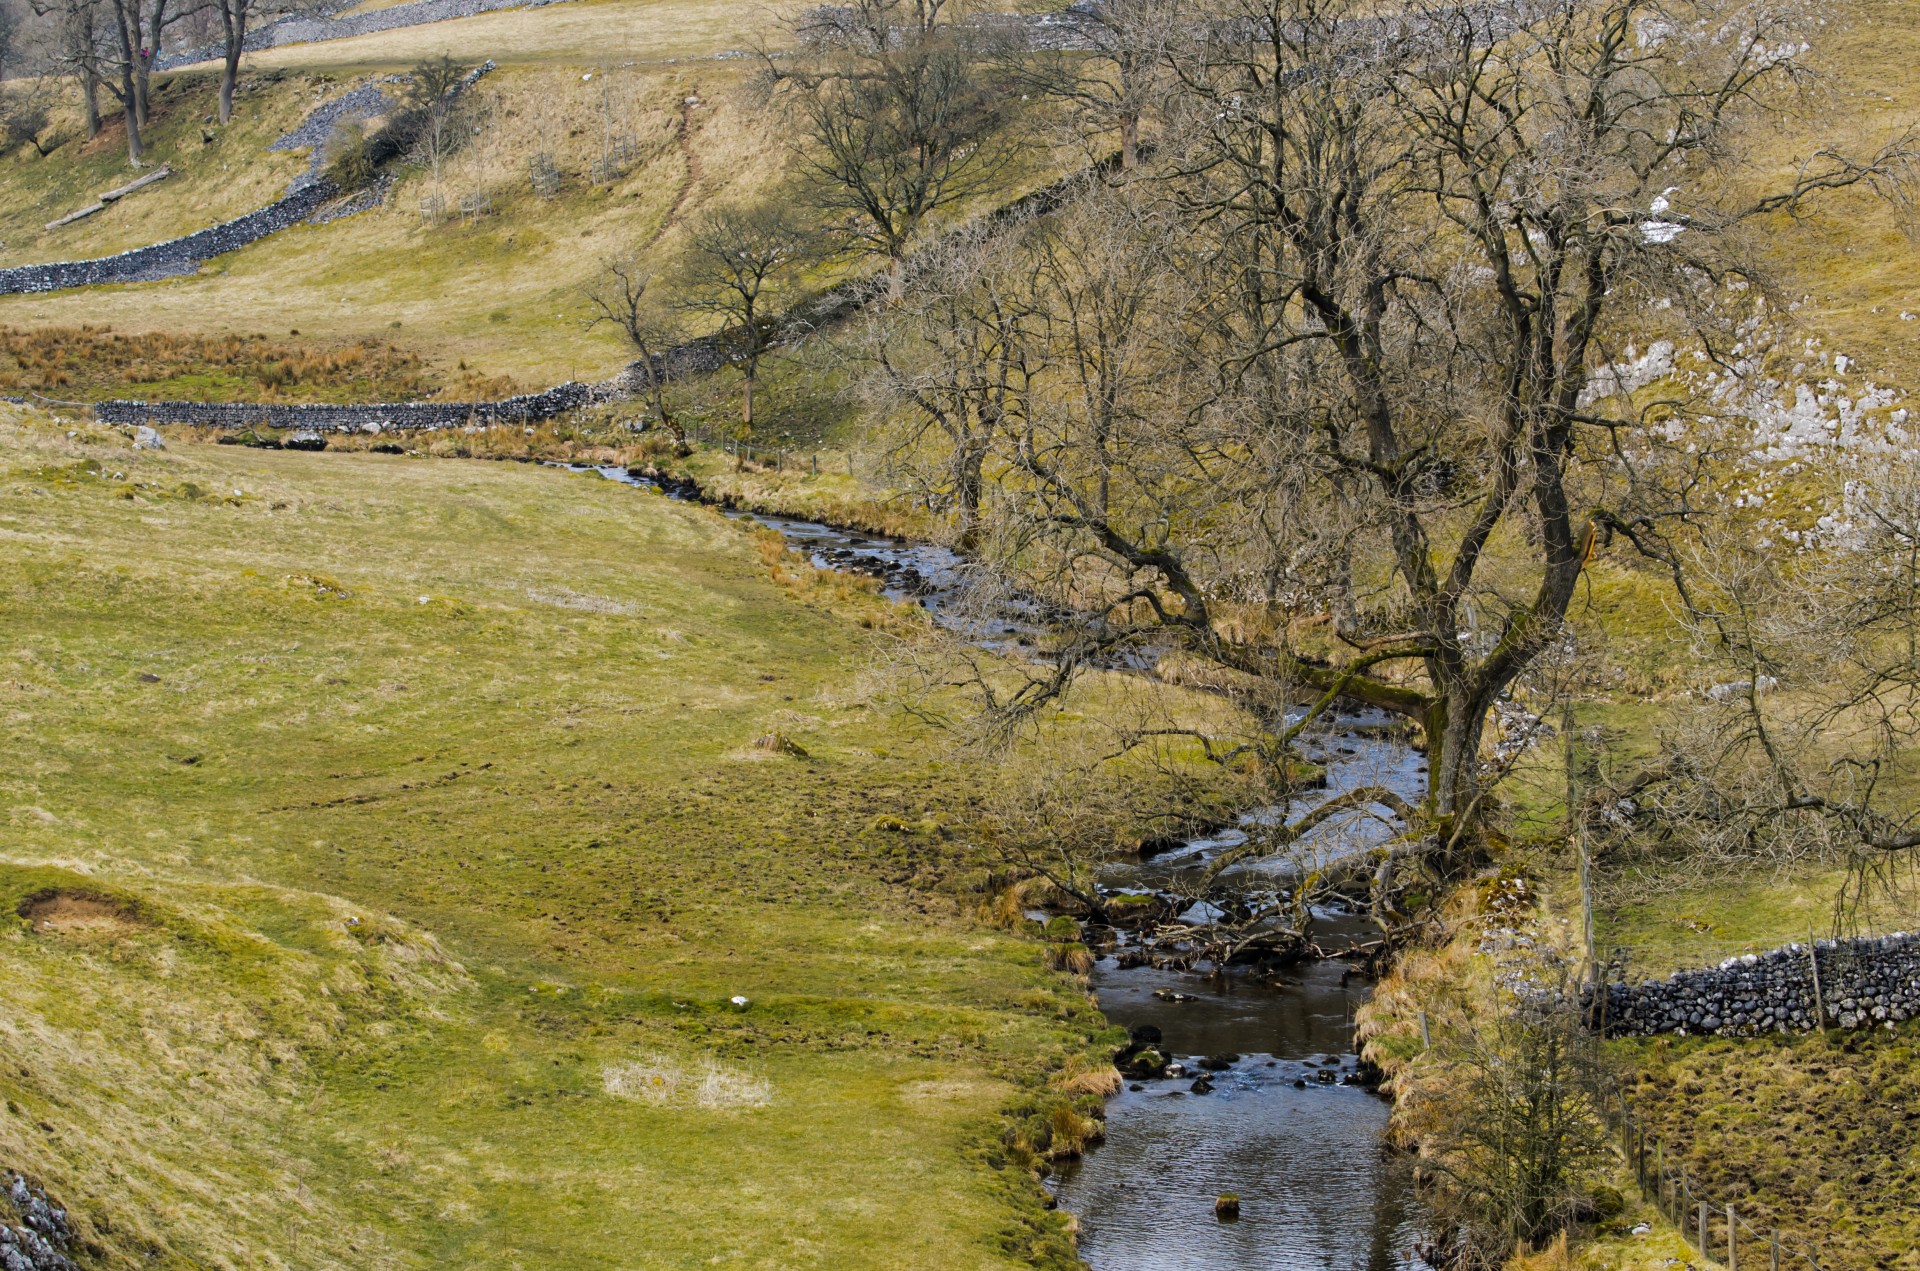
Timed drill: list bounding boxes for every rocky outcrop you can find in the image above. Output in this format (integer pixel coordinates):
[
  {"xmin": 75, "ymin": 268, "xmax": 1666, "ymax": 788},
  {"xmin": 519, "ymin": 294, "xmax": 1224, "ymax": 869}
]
[
  {"xmin": 0, "ymin": 1175, "xmax": 78, "ymax": 1271},
  {"xmin": 1589, "ymin": 932, "xmax": 1920, "ymax": 1038}
]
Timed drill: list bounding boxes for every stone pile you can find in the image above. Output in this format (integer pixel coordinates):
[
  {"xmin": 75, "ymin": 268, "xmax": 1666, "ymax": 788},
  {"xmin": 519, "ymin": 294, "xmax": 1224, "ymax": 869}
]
[
  {"xmin": 0, "ymin": 1175, "xmax": 77, "ymax": 1271},
  {"xmin": 1588, "ymin": 932, "xmax": 1920, "ymax": 1037}
]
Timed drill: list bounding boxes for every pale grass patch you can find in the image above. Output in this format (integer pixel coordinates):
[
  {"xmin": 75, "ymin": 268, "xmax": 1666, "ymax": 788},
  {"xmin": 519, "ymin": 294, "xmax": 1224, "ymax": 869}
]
[
  {"xmin": 602, "ymin": 1052, "xmax": 772, "ymax": 1109},
  {"xmin": 525, "ymin": 586, "xmax": 640, "ymax": 615}
]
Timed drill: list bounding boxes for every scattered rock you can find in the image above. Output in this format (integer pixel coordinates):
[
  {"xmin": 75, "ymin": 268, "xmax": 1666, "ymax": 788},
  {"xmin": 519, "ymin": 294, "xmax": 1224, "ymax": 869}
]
[
  {"xmin": 1214, "ymin": 1193, "xmax": 1240, "ymax": 1219},
  {"xmin": 132, "ymin": 426, "xmax": 165, "ymax": 450}
]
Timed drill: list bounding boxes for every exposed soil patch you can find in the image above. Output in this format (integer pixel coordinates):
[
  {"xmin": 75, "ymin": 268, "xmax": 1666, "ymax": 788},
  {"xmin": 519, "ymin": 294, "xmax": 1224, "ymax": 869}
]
[{"xmin": 18, "ymin": 890, "xmax": 149, "ymax": 940}]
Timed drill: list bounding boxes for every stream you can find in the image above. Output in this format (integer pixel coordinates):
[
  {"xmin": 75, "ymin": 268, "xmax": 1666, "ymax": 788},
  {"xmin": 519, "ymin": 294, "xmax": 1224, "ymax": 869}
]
[{"xmin": 561, "ymin": 461, "xmax": 1431, "ymax": 1269}]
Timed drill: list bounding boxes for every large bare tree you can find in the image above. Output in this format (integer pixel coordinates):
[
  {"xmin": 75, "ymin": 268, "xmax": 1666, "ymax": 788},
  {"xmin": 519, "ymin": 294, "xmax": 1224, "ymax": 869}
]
[{"xmin": 875, "ymin": 0, "xmax": 1915, "ymax": 886}]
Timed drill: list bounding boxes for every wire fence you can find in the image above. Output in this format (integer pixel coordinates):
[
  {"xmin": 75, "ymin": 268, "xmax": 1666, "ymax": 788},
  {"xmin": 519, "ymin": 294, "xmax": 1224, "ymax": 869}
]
[{"xmin": 1599, "ymin": 1078, "xmax": 1829, "ymax": 1270}]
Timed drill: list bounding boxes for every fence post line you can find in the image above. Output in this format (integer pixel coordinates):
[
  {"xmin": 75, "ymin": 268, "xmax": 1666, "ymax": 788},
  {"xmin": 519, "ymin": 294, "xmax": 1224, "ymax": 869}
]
[
  {"xmin": 1699, "ymin": 1201, "xmax": 1708, "ymax": 1255},
  {"xmin": 1655, "ymin": 1140, "xmax": 1665, "ymax": 1216},
  {"xmin": 1770, "ymin": 1230, "xmax": 1781, "ymax": 1271},
  {"xmin": 1728, "ymin": 1203, "xmax": 1737, "ymax": 1270},
  {"xmin": 1419, "ymin": 1010, "xmax": 1430, "ymax": 1049}
]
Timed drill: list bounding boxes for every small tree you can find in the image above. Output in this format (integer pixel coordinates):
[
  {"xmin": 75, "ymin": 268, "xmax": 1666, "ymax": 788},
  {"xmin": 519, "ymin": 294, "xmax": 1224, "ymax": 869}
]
[
  {"xmin": 29, "ymin": 0, "xmax": 105, "ymax": 138},
  {"xmin": 322, "ymin": 116, "xmax": 375, "ymax": 190},
  {"xmin": 401, "ymin": 54, "xmax": 466, "ymax": 197},
  {"xmin": 1415, "ymin": 986, "xmax": 1609, "ymax": 1264},
  {"xmin": 1006, "ymin": 0, "xmax": 1178, "ymax": 169},
  {"xmin": 209, "ymin": 0, "xmax": 295, "ymax": 125},
  {"xmin": 855, "ymin": 217, "xmax": 1044, "ymax": 550},
  {"xmin": 767, "ymin": 0, "xmax": 1018, "ymax": 284},
  {"xmin": 681, "ymin": 203, "xmax": 813, "ymax": 460},
  {"xmin": 586, "ymin": 259, "xmax": 691, "ymax": 456},
  {"xmin": 0, "ymin": 75, "xmax": 60, "ymax": 157}
]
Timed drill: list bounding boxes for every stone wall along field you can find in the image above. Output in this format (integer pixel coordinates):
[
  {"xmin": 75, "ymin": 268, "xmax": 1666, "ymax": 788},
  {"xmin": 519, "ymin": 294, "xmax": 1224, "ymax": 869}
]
[
  {"xmin": 0, "ymin": 64, "xmax": 496, "ymax": 299},
  {"xmin": 92, "ymin": 379, "xmax": 607, "ymax": 432},
  {"xmin": 1590, "ymin": 933, "xmax": 1920, "ymax": 1038}
]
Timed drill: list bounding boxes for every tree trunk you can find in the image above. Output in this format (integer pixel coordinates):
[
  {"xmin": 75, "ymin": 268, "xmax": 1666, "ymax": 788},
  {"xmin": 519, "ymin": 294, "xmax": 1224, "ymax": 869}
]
[
  {"xmin": 80, "ymin": 66, "xmax": 101, "ymax": 137},
  {"xmin": 954, "ymin": 446, "xmax": 985, "ymax": 552},
  {"xmin": 219, "ymin": 49, "xmax": 238, "ymax": 123},
  {"xmin": 218, "ymin": 4, "xmax": 244, "ymax": 125},
  {"xmin": 741, "ymin": 372, "xmax": 754, "ymax": 445},
  {"xmin": 137, "ymin": 0, "xmax": 169, "ymax": 127},
  {"xmin": 118, "ymin": 62, "xmax": 143, "ymax": 165},
  {"xmin": 1120, "ymin": 114, "xmax": 1138, "ymax": 170},
  {"xmin": 1425, "ymin": 675, "xmax": 1497, "ymax": 855}
]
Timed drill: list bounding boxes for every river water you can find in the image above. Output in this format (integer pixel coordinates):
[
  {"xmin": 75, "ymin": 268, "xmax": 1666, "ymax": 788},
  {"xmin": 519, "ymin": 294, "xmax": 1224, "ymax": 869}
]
[{"xmin": 561, "ymin": 462, "xmax": 1431, "ymax": 1269}]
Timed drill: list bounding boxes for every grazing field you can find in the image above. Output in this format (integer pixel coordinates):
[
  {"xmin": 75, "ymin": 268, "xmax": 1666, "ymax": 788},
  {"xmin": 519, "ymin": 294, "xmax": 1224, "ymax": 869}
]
[{"xmin": 0, "ymin": 409, "xmax": 1241, "ymax": 1268}]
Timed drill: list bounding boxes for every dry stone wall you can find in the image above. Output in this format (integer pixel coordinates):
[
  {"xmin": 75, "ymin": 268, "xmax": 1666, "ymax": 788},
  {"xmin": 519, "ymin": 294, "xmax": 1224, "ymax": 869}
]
[
  {"xmin": 1, "ymin": 65, "xmax": 496, "ymax": 299},
  {"xmin": 158, "ymin": 0, "xmax": 575, "ymax": 68},
  {"xmin": 0, "ymin": 183, "xmax": 338, "ymax": 295},
  {"xmin": 1590, "ymin": 932, "xmax": 1920, "ymax": 1037},
  {"xmin": 93, "ymin": 379, "xmax": 608, "ymax": 432}
]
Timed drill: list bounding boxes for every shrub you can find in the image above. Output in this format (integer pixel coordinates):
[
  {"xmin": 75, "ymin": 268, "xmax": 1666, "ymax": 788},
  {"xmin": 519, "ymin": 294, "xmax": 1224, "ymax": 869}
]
[{"xmin": 323, "ymin": 119, "xmax": 377, "ymax": 192}]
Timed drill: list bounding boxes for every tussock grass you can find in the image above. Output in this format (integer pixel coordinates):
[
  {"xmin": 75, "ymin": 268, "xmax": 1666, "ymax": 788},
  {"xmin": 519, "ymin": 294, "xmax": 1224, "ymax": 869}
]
[
  {"xmin": 1615, "ymin": 1026, "xmax": 1920, "ymax": 1268},
  {"xmin": 0, "ymin": 323, "xmax": 517, "ymax": 402}
]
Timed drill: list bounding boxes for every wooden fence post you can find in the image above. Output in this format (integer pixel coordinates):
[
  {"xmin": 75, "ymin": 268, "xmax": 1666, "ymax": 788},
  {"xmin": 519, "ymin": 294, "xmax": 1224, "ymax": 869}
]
[
  {"xmin": 1655, "ymin": 1140, "xmax": 1666, "ymax": 1216},
  {"xmin": 1728, "ymin": 1203, "xmax": 1738, "ymax": 1270},
  {"xmin": 1419, "ymin": 1011, "xmax": 1430, "ymax": 1049},
  {"xmin": 1771, "ymin": 1229, "xmax": 1781, "ymax": 1271},
  {"xmin": 1699, "ymin": 1201, "xmax": 1709, "ymax": 1256},
  {"xmin": 1807, "ymin": 929, "xmax": 1827, "ymax": 1033}
]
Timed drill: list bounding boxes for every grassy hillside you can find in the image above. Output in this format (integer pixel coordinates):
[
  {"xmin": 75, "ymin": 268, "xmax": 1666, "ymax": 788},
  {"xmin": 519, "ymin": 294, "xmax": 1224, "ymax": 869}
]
[{"xmin": 0, "ymin": 407, "xmax": 1247, "ymax": 1268}]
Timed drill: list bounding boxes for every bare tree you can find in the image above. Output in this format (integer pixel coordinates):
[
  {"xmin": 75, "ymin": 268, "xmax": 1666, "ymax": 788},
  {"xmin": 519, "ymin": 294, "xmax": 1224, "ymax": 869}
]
[
  {"xmin": 1007, "ymin": 0, "xmax": 1179, "ymax": 169},
  {"xmin": 854, "ymin": 217, "xmax": 1045, "ymax": 549},
  {"xmin": 0, "ymin": 73, "xmax": 63, "ymax": 156},
  {"xmin": 767, "ymin": 0, "xmax": 1020, "ymax": 284},
  {"xmin": 586, "ymin": 259, "xmax": 692, "ymax": 456},
  {"xmin": 403, "ymin": 53, "xmax": 465, "ymax": 200},
  {"xmin": 0, "ymin": 0, "xmax": 20, "ymax": 80},
  {"xmin": 1409, "ymin": 980, "xmax": 1609, "ymax": 1264},
  {"xmin": 208, "ymin": 0, "xmax": 262, "ymax": 124},
  {"xmin": 1587, "ymin": 449, "xmax": 1920, "ymax": 921},
  {"xmin": 894, "ymin": 0, "xmax": 1916, "ymax": 885},
  {"xmin": 681, "ymin": 203, "xmax": 814, "ymax": 458},
  {"xmin": 101, "ymin": 0, "xmax": 145, "ymax": 162},
  {"xmin": 30, "ymin": 0, "xmax": 105, "ymax": 140}
]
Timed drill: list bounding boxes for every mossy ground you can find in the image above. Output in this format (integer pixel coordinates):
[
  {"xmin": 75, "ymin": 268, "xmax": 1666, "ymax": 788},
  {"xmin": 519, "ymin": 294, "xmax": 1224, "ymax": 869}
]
[{"xmin": 0, "ymin": 408, "xmax": 1246, "ymax": 1268}]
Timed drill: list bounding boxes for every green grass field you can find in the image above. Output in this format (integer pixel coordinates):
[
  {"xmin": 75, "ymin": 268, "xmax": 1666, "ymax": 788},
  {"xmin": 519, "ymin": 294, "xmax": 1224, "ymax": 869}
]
[{"xmin": 0, "ymin": 408, "xmax": 1252, "ymax": 1268}]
